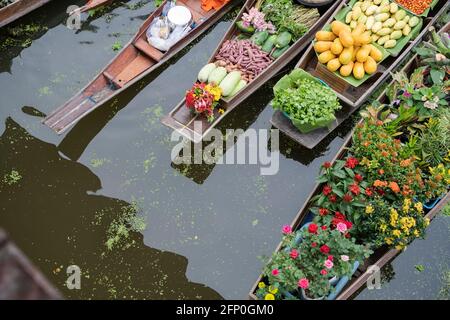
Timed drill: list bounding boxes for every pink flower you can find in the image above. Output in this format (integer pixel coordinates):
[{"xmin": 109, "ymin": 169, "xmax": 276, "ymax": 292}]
[
  {"xmin": 324, "ymin": 259, "xmax": 334, "ymax": 269},
  {"xmin": 290, "ymin": 249, "xmax": 299, "ymax": 259},
  {"xmin": 272, "ymin": 269, "xmax": 279, "ymax": 276},
  {"xmin": 341, "ymin": 255, "xmax": 349, "ymax": 262},
  {"xmin": 320, "ymin": 269, "xmax": 328, "ymax": 276},
  {"xmin": 282, "ymin": 225, "xmax": 292, "ymax": 234},
  {"xmin": 298, "ymin": 278, "xmax": 309, "ymax": 289},
  {"xmin": 336, "ymin": 222, "xmax": 348, "ymax": 233}
]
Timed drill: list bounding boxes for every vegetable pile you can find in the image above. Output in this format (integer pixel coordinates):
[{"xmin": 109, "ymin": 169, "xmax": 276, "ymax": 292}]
[
  {"xmin": 314, "ymin": 20, "xmax": 383, "ymax": 80},
  {"xmin": 272, "ymin": 69, "xmax": 342, "ymax": 133},
  {"xmin": 394, "ymin": 0, "xmax": 433, "ymax": 15},
  {"xmin": 215, "ymin": 39, "xmax": 274, "ymax": 82}
]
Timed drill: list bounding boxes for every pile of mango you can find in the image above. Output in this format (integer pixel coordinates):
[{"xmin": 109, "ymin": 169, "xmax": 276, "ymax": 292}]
[
  {"xmin": 345, "ymin": 0, "xmax": 420, "ymax": 49},
  {"xmin": 314, "ymin": 20, "xmax": 383, "ymax": 80}
]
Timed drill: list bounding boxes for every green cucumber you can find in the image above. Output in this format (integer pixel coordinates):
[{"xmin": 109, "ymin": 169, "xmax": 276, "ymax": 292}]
[
  {"xmin": 271, "ymin": 45, "xmax": 290, "ymax": 59},
  {"xmin": 261, "ymin": 35, "xmax": 277, "ymax": 53},
  {"xmin": 236, "ymin": 21, "xmax": 255, "ymax": 34},
  {"xmin": 275, "ymin": 31, "xmax": 292, "ymax": 48},
  {"xmin": 251, "ymin": 31, "xmax": 269, "ymax": 46}
]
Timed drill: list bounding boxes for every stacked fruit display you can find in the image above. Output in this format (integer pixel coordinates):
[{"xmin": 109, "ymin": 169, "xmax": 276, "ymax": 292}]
[
  {"xmin": 344, "ymin": 0, "xmax": 420, "ymax": 49},
  {"xmin": 314, "ymin": 20, "xmax": 383, "ymax": 80}
]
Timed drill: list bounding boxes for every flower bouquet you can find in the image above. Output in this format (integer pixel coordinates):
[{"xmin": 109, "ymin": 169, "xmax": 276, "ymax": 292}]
[{"xmin": 185, "ymin": 82, "xmax": 222, "ymax": 122}]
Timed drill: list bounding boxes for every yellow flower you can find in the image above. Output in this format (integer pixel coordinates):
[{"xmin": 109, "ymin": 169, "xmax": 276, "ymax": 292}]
[
  {"xmin": 264, "ymin": 293, "xmax": 275, "ymax": 300},
  {"xmin": 269, "ymin": 286, "xmax": 278, "ymax": 294},
  {"xmin": 425, "ymin": 218, "xmax": 430, "ymax": 226},
  {"xmin": 258, "ymin": 282, "xmax": 266, "ymax": 289},
  {"xmin": 392, "ymin": 229, "xmax": 402, "ymax": 238},
  {"xmin": 414, "ymin": 202, "xmax": 423, "ymax": 214},
  {"xmin": 395, "ymin": 245, "xmax": 405, "ymax": 251},
  {"xmin": 414, "ymin": 229, "xmax": 420, "ymax": 237},
  {"xmin": 385, "ymin": 237, "xmax": 393, "ymax": 245},
  {"xmin": 205, "ymin": 84, "xmax": 222, "ymax": 101},
  {"xmin": 365, "ymin": 205, "xmax": 374, "ymax": 214},
  {"xmin": 380, "ymin": 224, "xmax": 387, "ymax": 232},
  {"xmin": 218, "ymin": 108, "xmax": 225, "ymax": 114}
]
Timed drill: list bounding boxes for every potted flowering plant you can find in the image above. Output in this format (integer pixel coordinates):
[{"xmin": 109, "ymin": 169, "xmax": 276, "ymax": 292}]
[
  {"xmin": 310, "ymin": 156, "xmax": 369, "ymax": 231},
  {"xmin": 259, "ymin": 223, "xmax": 371, "ymax": 300},
  {"xmin": 185, "ymin": 82, "xmax": 222, "ymax": 122}
]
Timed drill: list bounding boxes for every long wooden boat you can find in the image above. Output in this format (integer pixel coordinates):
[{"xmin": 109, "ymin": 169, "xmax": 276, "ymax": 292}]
[
  {"xmin": 161, "ymin": 0, "xmax": 343, "ymax": 143},
  {"xmin": 248, "ymin": 38, "xmax": 450, "ymax": 300},
  {"xmin": 43, "ymin": 0, "xmax": 240, "ymax": 134},
  {"xmin": 0, "ymin": 0, "xmax": 112, "ymax": 28},
  {"xmin": 270, "ymin": 0, "xmax": 449, "ymax": 149}
]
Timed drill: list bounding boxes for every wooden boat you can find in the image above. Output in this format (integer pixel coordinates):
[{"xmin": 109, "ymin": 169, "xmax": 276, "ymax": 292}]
[
  {"xmin": 0, "ymin": 0, "xmax": 112, "ymax": 28},
  {"xmin": 161, "ymin": 0, "xmax": 343, "ymax": 143},
  {"xmin": 270, "ymin": 0, "xmax": 449, "ymax": 149},
  {"xmin": 248, "ymin": 35, "xmax": 450, "ymax": 300},
  {"xmin": 43, "ymin": 0, "xmax": 240, "ymax": 134}
]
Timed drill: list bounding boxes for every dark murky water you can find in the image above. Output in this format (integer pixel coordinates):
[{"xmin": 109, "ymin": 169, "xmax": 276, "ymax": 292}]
[{"xmin": 0, "ymin": 0, "xmax": 448, "ymax": 299}]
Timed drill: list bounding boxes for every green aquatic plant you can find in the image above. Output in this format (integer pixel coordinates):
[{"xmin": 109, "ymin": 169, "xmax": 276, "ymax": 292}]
[
  {"xmin": 2, "ymin": 169, "xmax": 22, "ymax": 185},
  {"xmin": 438, "ymin": 270, "xmax": 450, "ymax": 300},
  {"xmin": 105, "ymin": 201, "xmax": 147, "ymax": 251},
  {"xmin": 112, "ymin": 40, "xmax": 123, "ymax": 51}
]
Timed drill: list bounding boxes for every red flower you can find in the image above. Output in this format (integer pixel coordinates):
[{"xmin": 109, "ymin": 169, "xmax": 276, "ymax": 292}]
[
  {"xmin": 378, "ymin": 169, "xmax": 385, "ymax": 175},
  {"xmin": 345, "ymin": 157, "xmax": 359, "ymax": 169},
  {"xmin": 377, "ymin": 189, "xmax": 385, "ymax": 196},
  {"xmin": 349, "ymin": 183, "xmax": 360, "ymax": 196},
  {"xmin": 321, "ymin": 225, "xmax": 327, "ymax": 230},
  {"xmin": 319, "ymin": 208, "xmax": 329, "ymax": 216},
  {"xmin": 290, "ymin": 249, "xmax": 299, "ymax": 259},
  {"xmin": 185, "ymin": 92, "xmax": 195, "ymax": 107},
  {"xmin": 354, "ymin": 174, "xmax": 363, "ymax": 182},
  {"xmin": 323, "ymin": 161, "xmax": 332, "ymax": 169},
  {"xmin": 320, "ymin": 245, "xmax": 330, "ymax": 254},
  {"xmin": 322, "ymin": 185, "xmax": 332, "ymax": 196},
  {"xmin": 320, "ymin": 269, "xmax": 328, "ymax": 276},
  {"xmin": 311, "ymin": 242, "xmax": 317, "ymax": 248},
  {"xmin": 345, "ymin": 233, "xmax": 350, "ymax": 238},
  {"xmin": 308, "ymin": 223, "xmax": 318, "ymax": 234},
  {"xmin": 345, "ymin": 221, "xmax": 353, "ymax": 230},
  {"xmin": 327, "ymin": 255, "xmax": 334, "ymax": 261},
  {"xmin": 328, "ymin": 194, "xmax": 337, "ymax": 203},
  {"xmin": 365, "ymin": 187, "xmax": 373, "ymax": 197},
  {"xmin": 343, "ymin": 193, "xmax": 353, "ymax": 202},
  {"xmin": 335, "ymin": 212, "xmax": 345, "ymax": 220}
]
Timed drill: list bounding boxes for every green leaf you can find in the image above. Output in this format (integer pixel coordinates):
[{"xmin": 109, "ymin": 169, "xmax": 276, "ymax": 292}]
[
  {"xmin": 332, "ymin": 170, "xmax": 346, "ymax": 179},
  {"xmin": 430, "ymin": 69, "xmax": 444, "ymax": 85},
  {"xmin": 344, "ymin": 167, "xmax": 355, "ymax": 178}
]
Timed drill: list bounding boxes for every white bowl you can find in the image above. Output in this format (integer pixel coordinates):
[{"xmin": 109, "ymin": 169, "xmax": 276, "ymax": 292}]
[{"xmin": 167, "ymin": 6, "xmax": 192, "ymax": 27}]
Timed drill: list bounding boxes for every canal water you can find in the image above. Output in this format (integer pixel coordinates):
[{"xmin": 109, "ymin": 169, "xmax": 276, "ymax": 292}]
[{"xmin": 0, "ymin": 0, "xmax": 448, "ymax": 299}]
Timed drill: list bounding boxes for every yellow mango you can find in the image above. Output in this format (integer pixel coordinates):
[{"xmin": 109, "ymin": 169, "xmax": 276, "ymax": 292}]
[
  {"xmin": 331, "ymin": 38, "xmax": 344, "ymax": 55},
  {"xmin": 369, "ymin": 45, "xmax": 383, "ymax": 62},
  {"xmin": 314, "ymin": 41, "xmax": 333, "ymax": 53},
  {"xmin": 339, "ymin": 30, "xmax": 354, "ymax": 47},
  {"xmin": 331, "ymin": 20, "xmax": 351, "ymax": 36},
  {"xmin": 356, "ymin": 44, "xmax": 371, "ymax": 62},
  {"xmin": 340, "ymin": 61, "xmax": 354, "ymax": 77},
  {"xmin": 351, "ymin": 23, "xmax": 366, "ymax": 37},
  {"xmin": 327, "ymin": 58, "xmax": 342, "ymax": 72},
  {"xmin": 354, "ymin": 31, "xmax": 372, "ymax": 46},
  {"xmin": 353, "ymin": 62, "xmax": 365, "ymax": 79},
  {"xmin": 316, "ymin": 31, "xmax": 336, "ymax": 41},
  {"xmin": 339, "ymin": 46, "xmax": 354, "ymax": 65},
  {"xmin": 318, "ymin": 51, "xmax": 336, "ymax": 64},
  {"xmin": 364, "ymin": 56, "xmax": 377, "ymax": 74}
]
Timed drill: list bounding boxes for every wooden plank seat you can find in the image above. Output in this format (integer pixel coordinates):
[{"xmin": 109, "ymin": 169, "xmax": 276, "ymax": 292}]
[{"xmin": 134, "ymin": 38, "xmax": 164, "ymax": 62}]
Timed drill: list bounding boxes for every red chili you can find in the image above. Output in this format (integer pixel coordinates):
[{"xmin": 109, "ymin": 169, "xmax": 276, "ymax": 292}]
[{"xmin": 395, "ymin": 0, "xmax": 432, "ymax": 15}]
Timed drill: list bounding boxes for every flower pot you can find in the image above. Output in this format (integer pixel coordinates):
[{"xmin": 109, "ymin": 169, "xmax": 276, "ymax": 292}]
[
  {"xmin": 423, "ymin": 197, "xmax": 441, "ymax": 210},
  {"xmin": 300, "ymin": 288, "xmax": 324, "ymax": 300},
  {"xmin": 329, "ymin": 276, "xmax": 339, "ymax": 286}
]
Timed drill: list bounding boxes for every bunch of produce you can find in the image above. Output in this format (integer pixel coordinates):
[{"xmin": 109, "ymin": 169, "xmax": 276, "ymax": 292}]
[
  {"xmin": 198, "ymin": 62, "xmax": 247, "ymax": 98},
  {"xmin": 215, "ymin": 39, "xmax": 274, "ymax": 82},
  {"xmin": 314, "ymin": 20, "xmax": 383, "ymax": 80},
  {"xmin": 239, "ymin": 7, "xmax": 276, "ymax": 33},
  {"xmin": 185, "ymin": 82, "xmax": 222, "ymax": 122},
  {"xmin": 256, "ymin": 0, "xmax": 320, "ymax": 40},
  {"xmin": 344, "ymin": 0, "xmax": 421, "ymax": 49},
  {"xmin": 394, "ymin": 0, "xmax": 433, "ymax": 15},
  {"xmin": 0, "ymin": 0, "xmax": 15, "ymax": 9},
  {"xmin": 272, "ymin": 69, "xmax": 342, "ymax": 133}
]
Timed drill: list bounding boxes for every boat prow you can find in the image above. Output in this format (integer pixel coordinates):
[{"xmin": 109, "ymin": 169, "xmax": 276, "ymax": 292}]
[
  {"xmin": 43, "ymin": 0, "xmax": 240, "ymax": 135},
  {"xmin": 0, "ymin": 0, "xmax": 52, "ymax": 28}
]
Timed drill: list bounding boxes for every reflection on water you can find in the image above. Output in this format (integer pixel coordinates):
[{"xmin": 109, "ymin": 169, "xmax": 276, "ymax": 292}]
[{"xmin": 0, "ymin": 118, "xmax": 221, "ymax": 299}]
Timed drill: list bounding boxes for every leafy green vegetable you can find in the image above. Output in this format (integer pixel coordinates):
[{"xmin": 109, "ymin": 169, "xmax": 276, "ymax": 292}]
[{"xmin": 272, "ymin": 69, "xmax": 341, "ymax": 133}]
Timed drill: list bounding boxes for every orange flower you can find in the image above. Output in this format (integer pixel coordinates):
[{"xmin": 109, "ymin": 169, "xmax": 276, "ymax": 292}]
[
  {"xmin": 381, "ymin": 151, "xmax": 389, "ymax": 157},
  {"xmin": 363, "ymin": 141, "xmax": 371, "ymax": 147},
  {"xmin": 373, "ymin": 180, "xmax": 388, "ymax": 188},
  {"xmin": 378, "ymin": 169, "xmax": 385, "ymax": 175},
  {"xmin": 400, "ymin": 159, "xmax": 412, "ymax": 167},
  {"xmin": 389, "ymin": 182, "xmax": 400, "ymax": 193}
]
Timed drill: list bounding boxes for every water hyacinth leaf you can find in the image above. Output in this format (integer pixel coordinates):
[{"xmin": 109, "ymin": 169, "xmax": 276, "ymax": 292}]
[{"xmin": 430, "ymin": 69, "xmax": 445, "ymax": 85}]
